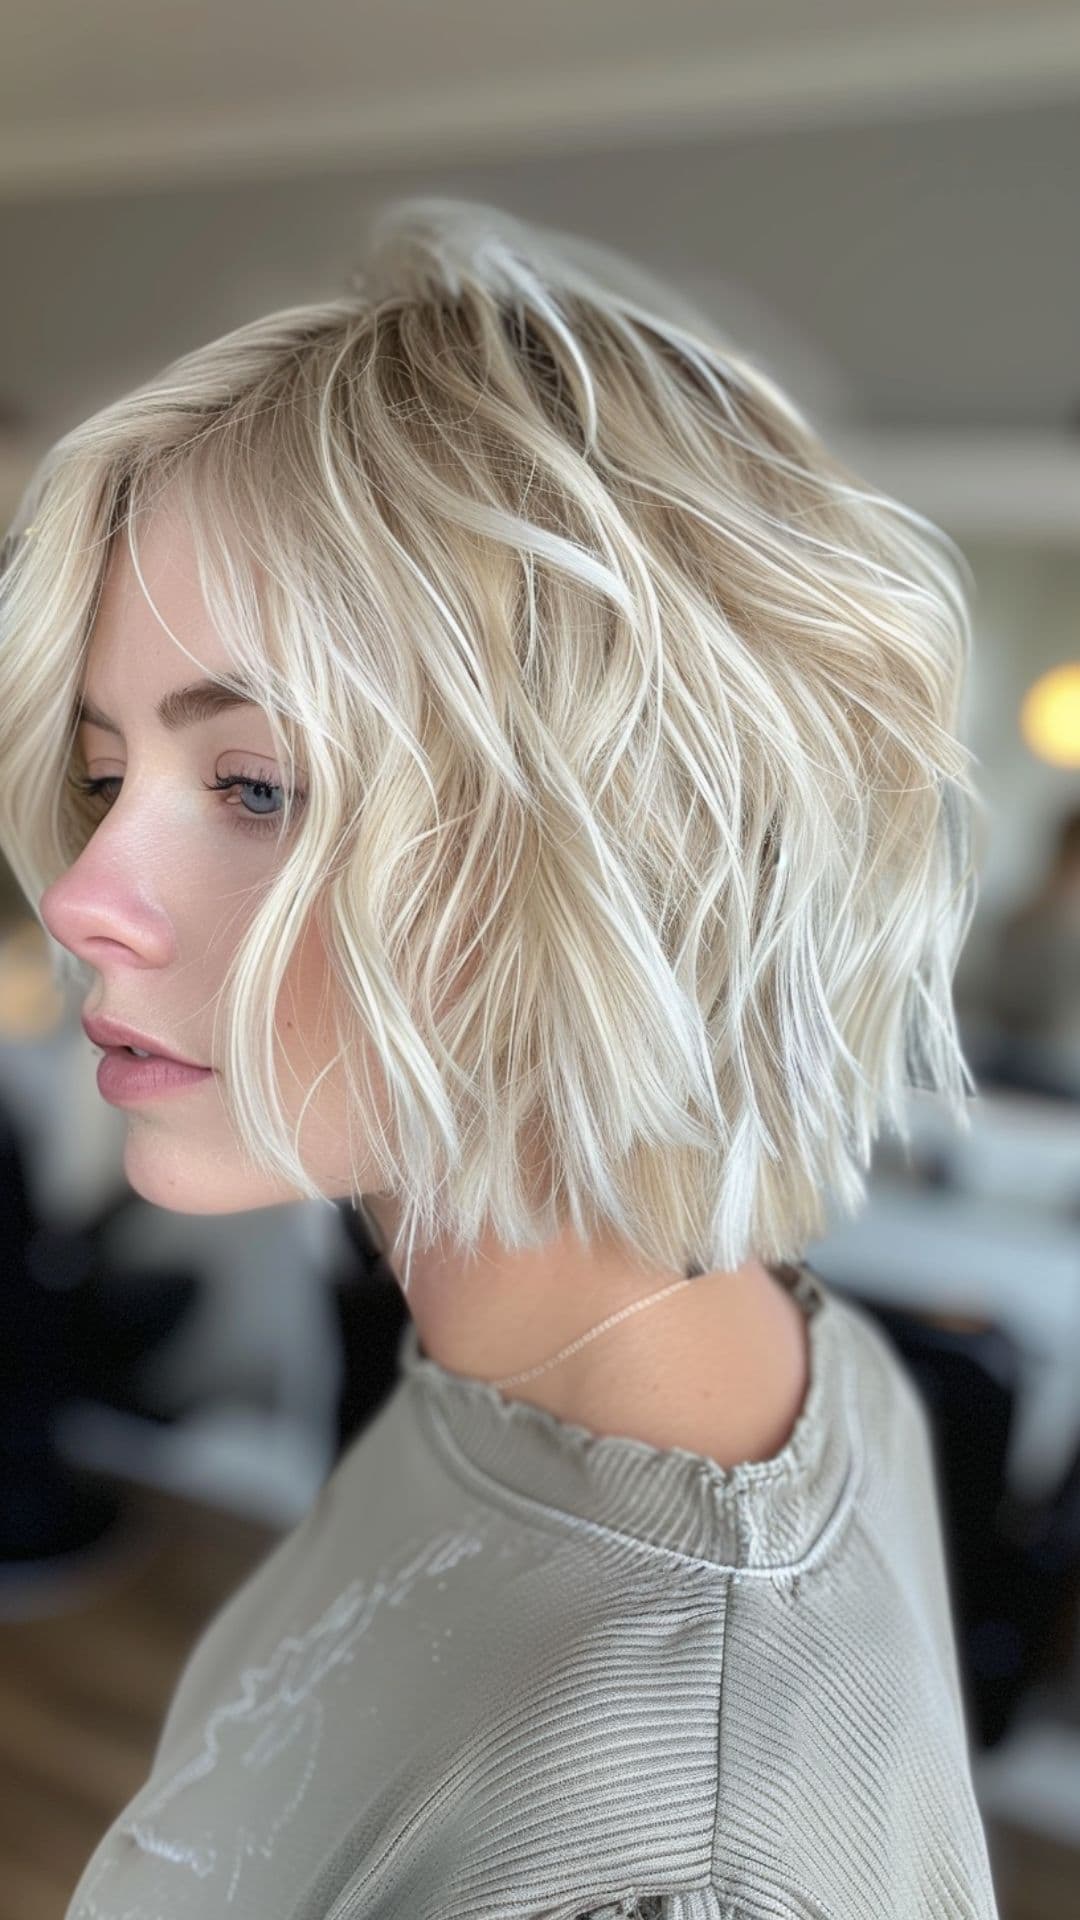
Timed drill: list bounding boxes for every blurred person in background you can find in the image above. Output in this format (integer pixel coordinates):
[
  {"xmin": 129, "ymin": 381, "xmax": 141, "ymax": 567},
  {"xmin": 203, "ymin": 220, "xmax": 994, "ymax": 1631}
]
[{"xmin": 0, "ymin": 198, "xmax": 999, "ymax": 1919}]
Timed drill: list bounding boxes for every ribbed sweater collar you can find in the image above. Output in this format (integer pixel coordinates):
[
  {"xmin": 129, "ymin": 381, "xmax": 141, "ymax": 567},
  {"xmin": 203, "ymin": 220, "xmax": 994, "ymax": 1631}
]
[{"xmin": 399, "ymin": 1259, "xmax": 857, "ymax": 1571}]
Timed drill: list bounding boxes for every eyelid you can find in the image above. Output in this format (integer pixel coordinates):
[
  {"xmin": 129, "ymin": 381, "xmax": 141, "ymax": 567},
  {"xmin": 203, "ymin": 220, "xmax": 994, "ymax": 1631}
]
[
  {"xmin": 65, "ymin": 763, "xmax": 308, "ymax": 838},
  {"xmin": 73, "ymin": 746, "xmax": 305, "ymax": 786}
]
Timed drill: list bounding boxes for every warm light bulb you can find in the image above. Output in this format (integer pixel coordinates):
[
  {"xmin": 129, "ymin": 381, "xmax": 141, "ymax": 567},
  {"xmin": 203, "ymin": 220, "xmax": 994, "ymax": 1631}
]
[{"xmin": 1019, "ymin": 663, "xmax": 1080, "ymax": 769}]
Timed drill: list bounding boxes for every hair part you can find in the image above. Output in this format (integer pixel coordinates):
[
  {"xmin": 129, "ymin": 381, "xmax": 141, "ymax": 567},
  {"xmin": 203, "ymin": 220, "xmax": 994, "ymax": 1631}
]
[{"xmin": 0, "ymin": 195, "xmax": 984, "ymax": 1288}]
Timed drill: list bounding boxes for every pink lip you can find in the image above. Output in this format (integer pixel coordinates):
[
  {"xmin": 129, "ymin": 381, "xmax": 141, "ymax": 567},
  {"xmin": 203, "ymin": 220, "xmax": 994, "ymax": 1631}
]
[
  {"xmin": 95, "ymin": 1048, "xmax": 214, "ymax": 1106},
  {"xmin": 81, "ymin": 1009, "xmax": 206, "ymax": 1069}
]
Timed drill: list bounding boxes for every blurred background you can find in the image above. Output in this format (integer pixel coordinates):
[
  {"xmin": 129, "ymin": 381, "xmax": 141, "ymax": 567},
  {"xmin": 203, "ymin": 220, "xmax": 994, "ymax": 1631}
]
[{"xmin": 1, "ymin": 3, "xmax": 1080, "ymax": 1915}]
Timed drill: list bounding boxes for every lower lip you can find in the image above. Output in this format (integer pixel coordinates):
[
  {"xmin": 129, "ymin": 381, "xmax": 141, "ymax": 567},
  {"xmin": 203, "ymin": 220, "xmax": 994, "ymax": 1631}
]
[{"xmin": 96, "ymin": 1047, "xmax": 214, "ymax": 1105}]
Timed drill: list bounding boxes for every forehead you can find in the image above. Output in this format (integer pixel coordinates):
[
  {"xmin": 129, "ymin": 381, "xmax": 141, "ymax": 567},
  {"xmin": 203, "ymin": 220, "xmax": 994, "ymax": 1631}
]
[{"xmin": 84, "ymin": 506, "xmax": 233, "ymax": 688}]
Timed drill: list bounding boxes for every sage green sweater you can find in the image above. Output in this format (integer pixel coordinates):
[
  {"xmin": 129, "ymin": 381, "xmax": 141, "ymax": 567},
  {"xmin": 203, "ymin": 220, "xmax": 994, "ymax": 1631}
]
[{"xmin": 64, "ymin": 1260, "xmax": 1000, "ymax": 1919}]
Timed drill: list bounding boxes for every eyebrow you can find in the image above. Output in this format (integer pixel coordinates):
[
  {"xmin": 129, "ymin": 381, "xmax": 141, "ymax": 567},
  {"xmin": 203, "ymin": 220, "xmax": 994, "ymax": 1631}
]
[{"xmin": 74, "ymin": 677, "xmax": 263, "ymax": 737}]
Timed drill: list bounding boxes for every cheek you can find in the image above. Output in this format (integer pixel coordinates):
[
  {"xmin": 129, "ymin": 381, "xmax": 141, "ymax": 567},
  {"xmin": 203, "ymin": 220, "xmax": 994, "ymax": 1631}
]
[
  {"xmin": 276, "ymin": 910, "xmax": 340, "ymax": 1074},
  {"xmin": 272, "ymin": 911, "xmax": 367, "ymax": 1191}
]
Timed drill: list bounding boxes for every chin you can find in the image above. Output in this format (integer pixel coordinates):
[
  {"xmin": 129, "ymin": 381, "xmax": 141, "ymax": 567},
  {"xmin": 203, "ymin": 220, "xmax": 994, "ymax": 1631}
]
[{"xmin": 120, "ymin": 1135, "xmax": 305, "ymax": 1216}]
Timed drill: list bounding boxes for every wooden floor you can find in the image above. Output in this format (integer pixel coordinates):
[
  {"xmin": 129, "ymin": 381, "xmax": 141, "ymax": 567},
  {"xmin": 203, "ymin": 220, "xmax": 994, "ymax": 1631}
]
[{"xmin": 0, "ymin": 1474, "xmax": 1074, "ymax": 1920}]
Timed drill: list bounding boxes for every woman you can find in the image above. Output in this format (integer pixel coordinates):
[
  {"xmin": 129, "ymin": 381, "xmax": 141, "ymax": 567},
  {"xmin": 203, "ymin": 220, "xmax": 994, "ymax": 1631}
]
[{"xmin": 0, "ymin": 198, "xmax": 998, "ymax": 1918}]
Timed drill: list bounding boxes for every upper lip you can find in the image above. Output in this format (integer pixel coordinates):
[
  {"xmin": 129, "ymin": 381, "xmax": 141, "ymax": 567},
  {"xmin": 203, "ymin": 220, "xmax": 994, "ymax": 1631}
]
[{"xmin": 81, "ymin": 1011, "xmax": 208, "ymax": 1069}]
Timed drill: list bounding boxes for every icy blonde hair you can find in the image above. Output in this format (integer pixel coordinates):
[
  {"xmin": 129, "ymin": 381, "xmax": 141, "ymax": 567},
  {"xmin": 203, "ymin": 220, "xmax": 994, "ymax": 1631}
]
[{"xmin": 0, "ymin": 196, "xmax": 982, "ymax": 1287}]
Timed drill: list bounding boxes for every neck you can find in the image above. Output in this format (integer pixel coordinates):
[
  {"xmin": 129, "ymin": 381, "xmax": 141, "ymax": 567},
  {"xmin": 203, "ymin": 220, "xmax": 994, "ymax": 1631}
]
[{"xmin": 362, "ymin": 1200, "xmax": 805, "ymax": 1456}]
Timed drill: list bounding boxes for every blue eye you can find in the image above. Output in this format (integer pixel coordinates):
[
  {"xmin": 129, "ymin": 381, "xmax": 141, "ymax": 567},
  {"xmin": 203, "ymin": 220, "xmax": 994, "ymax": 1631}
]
[{"xmin": 67, "ymin": 769, "xmax": 307, "ymax": 837}]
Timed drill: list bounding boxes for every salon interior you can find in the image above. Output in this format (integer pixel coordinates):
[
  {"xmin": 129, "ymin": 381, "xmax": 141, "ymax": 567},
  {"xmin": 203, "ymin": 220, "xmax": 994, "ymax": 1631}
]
[{"xmin": 0, "ymin": 5, "xmax": 1078, "ymax": 1915}]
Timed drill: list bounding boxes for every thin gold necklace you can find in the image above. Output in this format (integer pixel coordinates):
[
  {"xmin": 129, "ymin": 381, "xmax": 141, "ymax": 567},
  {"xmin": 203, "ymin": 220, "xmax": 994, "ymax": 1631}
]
[{"xmin": 490, "ymin": 1276, "xmax": 695, "ymax": 1389}]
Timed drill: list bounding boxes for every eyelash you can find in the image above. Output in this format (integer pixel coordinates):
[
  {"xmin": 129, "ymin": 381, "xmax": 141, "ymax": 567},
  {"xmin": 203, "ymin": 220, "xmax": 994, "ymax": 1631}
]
[{"xmin": 67, "ymin": 768, "xmax": 308, "ymax": 838}]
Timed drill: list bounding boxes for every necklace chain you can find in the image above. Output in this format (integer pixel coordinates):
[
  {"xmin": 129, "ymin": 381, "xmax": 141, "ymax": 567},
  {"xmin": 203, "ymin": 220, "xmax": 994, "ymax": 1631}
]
[{"xmin": 489, "ymin": 1276, "xmax": 695, "ymax": 1389}]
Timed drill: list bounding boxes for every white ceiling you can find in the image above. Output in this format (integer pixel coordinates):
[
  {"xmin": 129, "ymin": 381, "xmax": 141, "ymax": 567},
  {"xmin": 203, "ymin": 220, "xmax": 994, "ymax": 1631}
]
[{"xmin": 1, "ymin": 0, "xmax": 1078, "ymax": 535}]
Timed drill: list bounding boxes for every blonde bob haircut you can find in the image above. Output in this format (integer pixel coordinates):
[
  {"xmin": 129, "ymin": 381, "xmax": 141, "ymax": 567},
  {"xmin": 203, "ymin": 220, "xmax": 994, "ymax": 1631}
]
[{"xmin": 0, "ymin": 196, "xmax": 982, "ymax": 1288}]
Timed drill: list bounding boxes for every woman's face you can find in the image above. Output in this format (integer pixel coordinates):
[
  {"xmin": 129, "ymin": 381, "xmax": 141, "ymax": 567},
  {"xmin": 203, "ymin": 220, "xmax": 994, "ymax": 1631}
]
[{"xmin": 39, "ymin": 505, "xmax": 361, "ymax": 1215}]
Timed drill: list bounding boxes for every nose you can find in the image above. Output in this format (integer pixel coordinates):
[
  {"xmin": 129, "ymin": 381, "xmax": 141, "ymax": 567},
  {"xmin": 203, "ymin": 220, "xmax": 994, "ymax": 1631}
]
[{"xmin": 39, "ymin": 847, "xmax": 175, "ymax": 973}]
